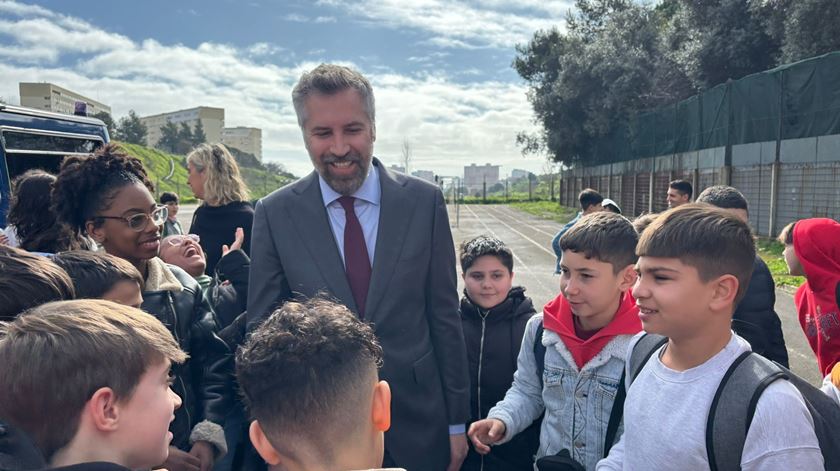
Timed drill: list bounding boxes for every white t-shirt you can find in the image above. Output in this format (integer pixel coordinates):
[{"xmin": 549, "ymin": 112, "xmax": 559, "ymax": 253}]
[{"xmin": 597, "ymin": 332, "xmax": 823, "ymax": 470}]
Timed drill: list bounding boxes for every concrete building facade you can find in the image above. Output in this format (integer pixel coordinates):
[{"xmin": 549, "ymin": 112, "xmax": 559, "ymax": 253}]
[
  {"xmin": 510, "ymin": 169, "xmax": 530, "ymax": 181},
  {"xmin": 139, "ymin": 107, "xmax": 224, "ymax": 149},
  {"xmin": 222, "ymin": 126, "xmax": 262, "ymax": 161},
  {"xmin": 19, "ymin": 82, "xmax": 111, "ymax": 117},
  {"xmin": 464, "ymin": 163, "xmax": 500, "ymax": 192}
]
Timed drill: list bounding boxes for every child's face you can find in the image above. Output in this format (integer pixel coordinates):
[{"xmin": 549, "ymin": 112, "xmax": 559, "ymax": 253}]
[
  {"xmin": 463, "ymin": 255, "xmax": 513, "ymax": 309},
  {"xmin": 116, "ymin": 359, "xmax": 181, "ymax": 469},
  {"xmin": 559, "ymin": 250, "xmax": 632, "ymax": 324},
  {"xmin": 103, "ymin": 280, "xmax": 143, "ymax": 308},
  {"xmin": 783, "ymin": 244, "xmax": 805, "ymax": 276},
  {"xmin": 89, "ymin": 183, "xmax": 162, "ymax": 267},
  {"xmin": 164, "ymin": 201, "xmax": 179, "ymax": 218},
  {"xmin": 633, "ymin": 256, "xmax": 720, "ymax": 339}
]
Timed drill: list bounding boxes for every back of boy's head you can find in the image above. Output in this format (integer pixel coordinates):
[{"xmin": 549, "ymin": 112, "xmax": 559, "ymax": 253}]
[
  {"xmin": 578, "ymin": 188, "xmax": 603, "ymax": 211},
  {"xmin": 0, "ymin": 246, "xmax": 75, "ymax": 321},
  {"xmin": 559, "ymin": 211, "xmax": 638, "ymax": 272},
  {"xmin": 53, "ymin": 251, "xmax": 143, "ymax": 298},
  {"xmin": 459, "ymin": 235, "xmax": 513, "ymax": 273},
  {"xmin": 236, "ymin": 297, "xmax": 383, "ymax": 463},
  {"xmin": 160, "ymin": 192, "xmax": 179, "ymax": 205},
  {"xmin": 637, "ymin": 204, "xmax": 755, "ymax": 304},
  {"xmin": 696, "ymin": 185, "xmax": 748, "ymax": 212},
  {"xmin": 632, "ymin": 213, "xmax": 659, "ymax": 235},
  {"xmin": 0, "ymin": 300, "xmax": 186, "ymax": 461}
]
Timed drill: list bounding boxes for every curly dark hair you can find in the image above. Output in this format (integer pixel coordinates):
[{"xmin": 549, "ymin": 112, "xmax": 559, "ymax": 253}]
[
  {"xmin": 459, "ymin": 235, "xmax": 513, "ymax": 273},
  {"xmin": 52, "ymin": 143, "xmax": 155, "ymax": 234},
  {"xmin": 7, "ymin": 170, "xmax": 84, "ymax": 253}
]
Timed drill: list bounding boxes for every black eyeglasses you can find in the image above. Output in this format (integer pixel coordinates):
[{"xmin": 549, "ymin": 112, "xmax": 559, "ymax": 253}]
[{"xmin": 96, "ymin": 206, "xmax": 168, "ymax": 232}]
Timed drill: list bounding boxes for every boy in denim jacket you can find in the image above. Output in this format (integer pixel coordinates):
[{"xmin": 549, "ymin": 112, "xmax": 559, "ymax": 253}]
[{"xmin": 469, "ymin": 212, "xmax": 641, "ymax": 470}]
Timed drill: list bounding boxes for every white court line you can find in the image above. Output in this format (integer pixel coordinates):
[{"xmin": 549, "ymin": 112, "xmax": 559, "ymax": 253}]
[
  {"xmin": 488, "ymin": 205, "xmax": 559, "ymax": 238},
  {"xmin": 470, "ymin": 206, "xmax": 556, "ymax": 258}
]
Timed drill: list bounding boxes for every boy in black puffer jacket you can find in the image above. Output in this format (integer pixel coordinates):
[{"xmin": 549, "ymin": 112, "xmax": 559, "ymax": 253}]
[{"xmin": 459, "ymin": 235, "xmax": 540, "ymax": 471}]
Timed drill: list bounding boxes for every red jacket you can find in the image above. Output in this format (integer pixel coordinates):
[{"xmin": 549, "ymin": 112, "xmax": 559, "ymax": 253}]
[{"xmin": 793, "ymin": 218, "xmax": 840, "ymax": 375}]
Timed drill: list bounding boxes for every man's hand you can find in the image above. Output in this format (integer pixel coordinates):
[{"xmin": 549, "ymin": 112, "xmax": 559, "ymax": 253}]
[
  {"xmin": 160, "ymin": 446, "xmax": 201, "ymax": 471},
  {"xmin": 222, "ymin": 227, "xmax": 245, "ymax": 256},
  {"xmin": 189, "ymin": 441, "xmax": 215, "ymax": 471},
  {"xmin": 447, "ymin": 433, "xmax": 468, "ymax": 471},
  {"xmin": 467, "ymin": 419, "xmax": 506, "ymax": 455}
]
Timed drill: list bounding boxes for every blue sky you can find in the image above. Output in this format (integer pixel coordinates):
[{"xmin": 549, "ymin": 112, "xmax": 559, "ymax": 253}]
[{"xmin": 0, "ymin": 0, "xmax": 573, "ymax": 177}]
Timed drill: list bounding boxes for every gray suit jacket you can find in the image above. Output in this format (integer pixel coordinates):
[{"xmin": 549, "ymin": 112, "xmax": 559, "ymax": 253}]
[{"xmin": 247, "ymin": 159, "xmax": 470, "ymax": 469}]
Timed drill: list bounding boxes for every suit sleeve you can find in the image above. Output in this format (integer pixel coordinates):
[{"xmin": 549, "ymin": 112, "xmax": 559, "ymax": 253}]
[
  {"xmin": 426, "ymin": 188, "xmax": 470, "ymax": 425},
  {"xmin": 246, "ymin": 198, "xmax": 292, "ymax": 332}
]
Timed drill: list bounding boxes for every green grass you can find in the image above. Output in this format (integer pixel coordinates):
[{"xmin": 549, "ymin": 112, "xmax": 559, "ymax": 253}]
[
  {"xmin": 756, "ymin": 238, "xmax": 806, "ymax": 290},
  {"xmin": 510, "ymin": 201, "xmax": 577, "ymax": 224},
  {"xmin": 116, "ymin": 141, "xmax": 294, "ymax": 203}
]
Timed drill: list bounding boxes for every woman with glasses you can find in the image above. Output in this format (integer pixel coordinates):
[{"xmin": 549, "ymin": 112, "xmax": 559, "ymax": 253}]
[
  {"xmin": 186, "ymin": 143, "xmax": 253, "ymax": 276},
  {"xmin": 52, "ymin": 143, "xmax": 230, "ymax": 471}
]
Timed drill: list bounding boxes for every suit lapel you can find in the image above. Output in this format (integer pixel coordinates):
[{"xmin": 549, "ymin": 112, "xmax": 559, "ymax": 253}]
[
  {"xmin": 289, "ymin": 171, "xmax": 357, "ymax": 312},
  {"xmin": 365, "ymin": 160, "xmax": 417, "ymax": 323}
]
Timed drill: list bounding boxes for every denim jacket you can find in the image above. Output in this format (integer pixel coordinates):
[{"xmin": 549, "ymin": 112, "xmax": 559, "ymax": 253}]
[{"xmin": 487, "ymin": 314, "xmax": 632, "ymax": 470}]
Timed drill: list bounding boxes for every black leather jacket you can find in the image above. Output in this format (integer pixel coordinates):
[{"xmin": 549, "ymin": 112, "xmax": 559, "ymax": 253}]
[
  {"xmin": 732, "ymin": 256, "xmax": 789, "ymax": 367},
  {"xmin": 141, "ymin": 264, "xmax": 231, "ymax": 451}
]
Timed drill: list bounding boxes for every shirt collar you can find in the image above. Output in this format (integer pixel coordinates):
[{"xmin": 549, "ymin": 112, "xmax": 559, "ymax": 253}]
[{"xmin": 319, "ymin": 162, "xmax": 381, "ymax": 207}]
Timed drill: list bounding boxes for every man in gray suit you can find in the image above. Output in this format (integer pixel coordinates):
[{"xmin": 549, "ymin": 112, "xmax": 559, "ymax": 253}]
[{"xmin": 247, "ymin": 64, "xmax": 470, "ymax": 470}]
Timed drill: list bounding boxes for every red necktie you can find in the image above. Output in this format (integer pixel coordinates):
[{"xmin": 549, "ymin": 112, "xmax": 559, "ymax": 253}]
[{"xmin": 338, "ymin": 196, "xmax": 371, "ymax": 318}]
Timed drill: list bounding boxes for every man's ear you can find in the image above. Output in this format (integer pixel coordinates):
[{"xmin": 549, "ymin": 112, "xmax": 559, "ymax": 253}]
[
  {"xmin": 709, "ymin": 274, "xmax": 739, "ymax": 312},
  {"xmin": 618, "ymin": 264, "xmax": 638, "ymax": 292},
  {"xmin": 87, "ymin": 387, "xmax": 120, "ymax": 432},
  {"xmin": 249, "ymin": 421, "xmax": 282, "ymax": 466},
  {"xmin": 86, "ymin": 221, "xmax": 105, "ymax": 245},
  {"xmin": 371, "ymin": 380, "xmax": 391, "ymax": 432}
]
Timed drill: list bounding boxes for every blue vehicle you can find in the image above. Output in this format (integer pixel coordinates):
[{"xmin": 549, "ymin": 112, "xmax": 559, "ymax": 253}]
[{"xmin": 0, "ymin": 104, "xmax": 109, "ymax": 226}]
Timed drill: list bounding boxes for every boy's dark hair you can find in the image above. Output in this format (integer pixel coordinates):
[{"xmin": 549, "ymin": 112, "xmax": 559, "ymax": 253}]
[
  {"xmin": 578, "ymin": 188, "xmax": 604, "ymax": 211},
  {"xmin": 52, "ymin": 143, "xmax": 155, "ymax": 234},
  {"xmin": 778, "ymin": 221, "xmax": 796, "ymax": 245},
  {"xmin": 0, "ymin": 300, "xmax": 186, "ymax": 461},
  {"xmin": 559, "ymin": 212, "xmax": 638, "ymax": 273},
  {"xmin": 236, "ymin": 297, "xmax": 383, "ymax": 461},
  {"xmin": 696, "ymin": 185, "xmax": 748, "ymax": 212},
  {"xmin": 7, "ymin": 170, "xmax": 84, "ymax": 253},
  {"xmin": 160, "ymin": 192, "xmax": 179, "ymax": 205},
  {"xmin": 0, "ymin": 246, "xmax": 75, "ymax": 321},
  {"xmin": 637, "ymin": 204, "xmax": 755, "ymax": 304},
  {"xmin": 632, "ymin": 213, "xmax": 659, "ymax": 235},
  {"xmin": 459, "ymin": 235, "xmax": 513, "ymax": 273},
  {"xmin": 669, "ymin": 179, "xmax": 693, "ymax": 199},
  {"xmin": 53, "ymin": 251, "xmax": 143, "ymax": 298}
]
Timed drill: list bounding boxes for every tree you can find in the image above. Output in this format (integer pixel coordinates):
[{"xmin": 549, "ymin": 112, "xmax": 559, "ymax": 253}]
[
  {"xmin": 761, "ymin": 0, "xmax": 840, "ymax": 63},
  {"xmin": 192, "ymin": 120, "xmax": 207, "ymax": 146},
  {"xmin": 93, "ymin": 111, "xmax": 116, "ymax": 138},
  {"xmin": 401, "ymin": 139, "xmax": 412, "ymax": 174},
  {"xmin": 157, "ymin": 121, "xmax": 180, "ymax": 153},
  {"xmin": 115, "ymin": 110, "xmax": 148, "ymax": 145},
  {"xmin": 176, "ymin": 122, "xmax": 194, "ymax": 154}
]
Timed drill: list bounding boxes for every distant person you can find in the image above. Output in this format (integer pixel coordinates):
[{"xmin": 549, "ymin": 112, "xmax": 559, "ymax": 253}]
[
  {"xmin": 52, "ymin": 250, "xmax": 144, "ymax": 308},
  {"xmin": 160, "ymin": 191, "xmax": 184, "ymax": 237},
  {"xmin": 666, "ymin": 179, "xmax": 692, "ymax": 208},
  {"xmin": 601, "ymin": 198, "xmax": 621, "ymax": 214},
  {"xmin": 458, "ymin": 235, "xmax": 539, "ymax": 471},
  {"xmin": 187, "ymin": 143, "xmax": 253, "ymax": 276},
  {"xmin": 551, "ymin": 188, "xmax": 603, "ymax": 273},
  {"xmin": 0, "ymin": 245, "xmax": 75, "ymax": 321},
  {"xmin": 237, "ymin": 298, "xmax": 396, "ymax": 471},
  {"xmin": 696, "ymin": 186, "xmax": 789, "ymax": 367}
]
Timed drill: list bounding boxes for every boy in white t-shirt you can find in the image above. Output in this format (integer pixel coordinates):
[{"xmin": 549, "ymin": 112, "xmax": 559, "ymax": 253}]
[{"xmin": 597, "ymin": 204, "xmax": 823, "ymax": 470}]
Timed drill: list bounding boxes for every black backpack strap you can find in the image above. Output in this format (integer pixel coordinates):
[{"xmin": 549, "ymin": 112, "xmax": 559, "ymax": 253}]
[
  {"xmin": 534, "ymin": 320, "xmax": 546, "ymax": 388},
  {"xmin": 706, "ymin": 352, "xmax": 787, "ymax": 471},
  {"xmin": 603, "ymin": 370, "xmax": 626, "ymax": 457},
  {"xmin": 627, "ymin": 333, "xmax": 668, "ymax": 385}
]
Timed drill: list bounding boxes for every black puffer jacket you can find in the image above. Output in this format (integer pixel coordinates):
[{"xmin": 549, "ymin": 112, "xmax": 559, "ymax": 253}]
[
  {"xmin": 459, "ymin": 287, "xmax": 540, "ymax": 471},
  {"xmin": 141, "ymin": 261, "xmax": 230, "ymax": 455},
  {"xmin": 732, "ymin": 256, "xmax": 789, "ymax": 367},
  {"xmin": 208, "ymin": 249, "xmax": 250, "ymax": 328}
]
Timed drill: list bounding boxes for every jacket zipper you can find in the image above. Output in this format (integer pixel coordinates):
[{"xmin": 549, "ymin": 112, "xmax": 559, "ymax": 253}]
[{"xmin": 478, "ymin": 309, "xmax": 489, "ymax": 471}]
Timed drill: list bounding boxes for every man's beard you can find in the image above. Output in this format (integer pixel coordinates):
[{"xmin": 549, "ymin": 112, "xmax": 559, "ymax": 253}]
[{"xmin": 316, "ymin": 152, "xmax": 372, "ymax": 196}]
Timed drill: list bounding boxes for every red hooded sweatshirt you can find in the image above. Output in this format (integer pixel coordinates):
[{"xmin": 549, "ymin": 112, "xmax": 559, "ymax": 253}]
[
  {"xmin": 793, "ymin": 218, "xmax": 840, "ymax": 375},
  {"xmin": 543, "ymin": 291, "xmax": 641, "ymax": 369}
]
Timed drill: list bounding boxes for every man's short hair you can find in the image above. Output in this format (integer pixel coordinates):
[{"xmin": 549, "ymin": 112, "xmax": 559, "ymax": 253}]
[
  {"xmin": 459, "ymin": 235, "xmax": 513, "ymax": 273},
  {"xmin": 0, "ymin": 246, "xmax": 75, "ymax": 321},
  {"xmin": 696, "ymin": 185, "xmax": 748, "ymax": 212},
  {"xmin": 578, "ymin": 188, "xmax": 604, "ymax": 211},
  {"xmin": 292, "ymin": 64, "xmax": 375, "ymax": 128},
  {"xmin": 53, "ymin": 251, "xmax": 143, "ymax": 298},
  {"xmin": 559, "ymin": 212, "xmax": 638, "ymax": 273},
  {"xmin": 669, "ymin": 179, "xmax": 693, "ymax": 199},
  {"xmin": 0, "ymin": 300, "xmax": 186, "ymax": 460},
  {"xmin": 637, "ymin": 204, "xmax": 755, "ymax": 304},
  {"xmin": 160, "ymin": 192, "xmax": 179, "ymax": 205},
  {"xmin": 237, "ymin": 298, "xmax": 383, "ymax": 463}
]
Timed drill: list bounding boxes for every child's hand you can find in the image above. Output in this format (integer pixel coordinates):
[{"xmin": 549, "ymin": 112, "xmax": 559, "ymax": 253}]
[
  {"xmin": 189, "ymin": 441, "xmax": 215, "ymax": 471},
  {"xmin": 831, "ymin": 362, "xmax": 840, "ymax": 388},
  {"xmin": 160, "ymin": 446, "xmax": 200, "ymax": 471},
  {"xmin": 222, "ymin": 227, "xmax": 245, "ymax": 256},
  {"xmin": 467, "ymin": 418, "xmax": 506, "ymax": 455}
]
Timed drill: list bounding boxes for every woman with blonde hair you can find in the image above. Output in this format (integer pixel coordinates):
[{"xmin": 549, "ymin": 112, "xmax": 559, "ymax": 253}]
[{"xmin": 187, "ymin": 143, "xmax": 254, "ymax": 275}]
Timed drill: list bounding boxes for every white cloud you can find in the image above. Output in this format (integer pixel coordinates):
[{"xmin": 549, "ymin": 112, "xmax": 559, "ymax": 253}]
[{"xmin": 0, "ymin": 1, "xmax": 548, "ymax": 177}]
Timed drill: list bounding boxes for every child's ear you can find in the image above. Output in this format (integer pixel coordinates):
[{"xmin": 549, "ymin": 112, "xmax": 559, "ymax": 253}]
[
  {"xmin": 371, "ymin": 380, "xmax": 392, "ymax": 432},
  {"xmin": 617, "ymin": 264, "xmax": 638, "ymax": 292},
  {"xmin": 709, "ymin": 274, "xmax": 739, "ymax": 312},
  {"xmin": 87, "ymin": 387, "xmax": 119, "ymax": 432},
  {"xmin": 249, "ymin": 421, "xmax": 282, "ymax": 466},
  {"xmin": 86, "ymin": 221, "xmax": 106, "ymax": 245}
]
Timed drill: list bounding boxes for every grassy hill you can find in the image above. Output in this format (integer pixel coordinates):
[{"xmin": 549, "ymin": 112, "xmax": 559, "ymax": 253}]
[{"xmin": 116, "ymin": 142, "xmax": 295, "ymax": 204}]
